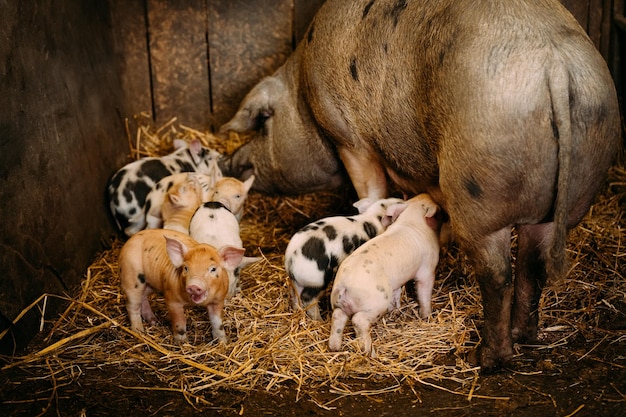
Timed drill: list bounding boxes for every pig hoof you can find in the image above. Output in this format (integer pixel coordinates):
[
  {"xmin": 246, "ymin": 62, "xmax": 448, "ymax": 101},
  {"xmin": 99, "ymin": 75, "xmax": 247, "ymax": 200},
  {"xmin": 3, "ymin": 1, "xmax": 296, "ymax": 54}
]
[
  {"xmin": 479, "ymin": 347, "xmax": 512, "ymax": 375},
  {"xmin": 174, "ymin": 333, "xmax": 188, "ymax": 344}
]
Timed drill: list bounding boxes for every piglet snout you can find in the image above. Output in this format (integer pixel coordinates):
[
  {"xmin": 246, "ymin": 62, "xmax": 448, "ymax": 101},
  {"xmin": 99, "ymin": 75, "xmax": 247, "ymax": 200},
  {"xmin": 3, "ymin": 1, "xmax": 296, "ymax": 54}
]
[{"xmin": 186, "ymin": 284, "xmax": 207, "ymax": 304}]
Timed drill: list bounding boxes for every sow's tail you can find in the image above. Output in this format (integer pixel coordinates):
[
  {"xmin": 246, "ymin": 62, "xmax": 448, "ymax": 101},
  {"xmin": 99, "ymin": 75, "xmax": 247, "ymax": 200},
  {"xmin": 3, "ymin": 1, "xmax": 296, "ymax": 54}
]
[{"xmin": 546, "ymin": 63, "xmax": 572, "ymax": 280}]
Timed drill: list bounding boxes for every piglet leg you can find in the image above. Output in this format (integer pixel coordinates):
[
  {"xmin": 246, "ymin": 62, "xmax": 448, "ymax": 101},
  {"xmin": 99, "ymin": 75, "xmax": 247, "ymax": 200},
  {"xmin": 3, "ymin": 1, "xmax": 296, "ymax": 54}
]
[
  {"xmin": 166, "ymin": 302, "xmax": 188, "ymax": 342},
  {"xmin": 328, "ymin": 308, "xmax": 349, "ymax": 351},
  {"xmin": 207, "ymin": 303, "xmax": 228, "ymax": 343}
]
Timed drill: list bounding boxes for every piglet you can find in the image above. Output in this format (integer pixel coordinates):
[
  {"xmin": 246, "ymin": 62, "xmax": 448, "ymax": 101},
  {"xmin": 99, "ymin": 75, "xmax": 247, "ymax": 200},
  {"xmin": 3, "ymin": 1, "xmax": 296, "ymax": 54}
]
[
  {"xmin": 284, "ymin": 197, "xmax": 404, "ymax": 320},
  {"xmin": 119, "ymin": 229, "xmax": 244, "ymax": 343},
  {"xmin": 208, "ymin": 175, "xmax": 255, "ymax": 221},
  {"xmin": 108, "ymin": 140, "xmax": 221, "ymax": 236},
  {"xmin": 161, "ymin": 175, "xmax": 203, "ymax": 234},
  {"xmin": 145, "ymin": 171, "xmax": 218, "ymax": 230},
  {"xmin": 190, "ymin": 202, "xmax": 260, "ymax": 298},
  {"xmin": 328, "ymin": 193, "xmax": 442, "ymax": 356}
]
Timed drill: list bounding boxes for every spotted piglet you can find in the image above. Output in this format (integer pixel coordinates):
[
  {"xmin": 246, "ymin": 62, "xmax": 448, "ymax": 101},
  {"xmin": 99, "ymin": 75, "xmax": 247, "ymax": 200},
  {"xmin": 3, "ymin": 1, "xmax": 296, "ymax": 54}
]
[
  {"xmin": 208, "ymin": 175, "xmax": 255, "ymax": 221},
  {"xmin": 161, "ymin": 175, "xmax": 203, "ymax": 234},
  {"xmin": 119, "ymin": 229, "xmax": 244, "ymax": 343},
  {"xmin": 284, "ymin": 197, "xmax": 404, "ymax": 320},
  {"xmin": 107, "ymin": 140, "xmax": 221, "ymax": 236},
  {"xmin": 190, "ymin": 202, "xmax": 260, "ymax": 298},
  {"xmin": 145, "ymin": 172, "xmax": 218, "ymax": 230},
  {"xmin": 328, "ymin": 193, "xmax": 442, "ymax": 356}
]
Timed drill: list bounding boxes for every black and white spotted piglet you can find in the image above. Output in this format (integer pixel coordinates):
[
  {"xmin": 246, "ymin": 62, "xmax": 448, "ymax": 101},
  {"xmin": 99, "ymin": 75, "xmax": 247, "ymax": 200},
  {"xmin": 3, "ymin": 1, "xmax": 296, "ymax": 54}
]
[
  {"xmin": 107, "ymin": 139, "xmax": 221, "ymax": 236},
  {"xmin": 284, "ymin": 197, "xmax": 404, "ymax": 320}
]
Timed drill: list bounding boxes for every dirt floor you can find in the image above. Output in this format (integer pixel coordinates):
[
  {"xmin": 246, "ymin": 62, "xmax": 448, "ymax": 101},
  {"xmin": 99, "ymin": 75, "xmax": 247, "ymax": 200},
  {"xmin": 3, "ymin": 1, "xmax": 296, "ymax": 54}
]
[{"xmin": 1, "ymin": 330, "xmax": 626, "ymax": 416}]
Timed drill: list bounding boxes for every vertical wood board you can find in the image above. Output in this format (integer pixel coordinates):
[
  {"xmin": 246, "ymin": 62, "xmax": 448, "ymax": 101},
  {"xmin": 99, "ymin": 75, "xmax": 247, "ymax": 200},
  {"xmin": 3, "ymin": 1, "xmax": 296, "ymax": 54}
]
[
  {"xmin": 207, "ymin": 0, "xmax": 292, "ymax": 129},
  {"xmin": 147, "ymin": 0, "xmax": 211, "ymax": 128},
  {"xmin": 109, "ymin": 0, "xmax": 153, "ymax": 123}
]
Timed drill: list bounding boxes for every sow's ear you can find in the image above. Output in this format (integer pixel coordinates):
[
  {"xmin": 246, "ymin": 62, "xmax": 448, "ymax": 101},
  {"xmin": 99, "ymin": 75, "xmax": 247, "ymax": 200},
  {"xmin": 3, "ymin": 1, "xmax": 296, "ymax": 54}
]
[{"xmin": 219, "ymin": 76, "xmax": 284, "ymax": 133}]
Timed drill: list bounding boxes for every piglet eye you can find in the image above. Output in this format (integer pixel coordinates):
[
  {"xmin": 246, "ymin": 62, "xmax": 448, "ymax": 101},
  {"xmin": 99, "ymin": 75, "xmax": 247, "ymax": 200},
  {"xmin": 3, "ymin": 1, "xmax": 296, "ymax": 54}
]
[
  {"xmin": 183, "ymin": 265, "xmax": 189, "ymax": 273},
  {"xmin": 209, "ymin": 266, "xmax": 218, "ymax": 274}
]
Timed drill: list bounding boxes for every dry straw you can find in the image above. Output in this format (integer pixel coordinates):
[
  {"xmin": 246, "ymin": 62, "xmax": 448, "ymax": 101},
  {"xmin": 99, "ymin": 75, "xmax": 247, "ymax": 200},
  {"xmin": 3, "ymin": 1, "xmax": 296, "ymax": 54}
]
[{"xmin": 2, "ymin": 116, "xmax": 625, "ymax": 409}]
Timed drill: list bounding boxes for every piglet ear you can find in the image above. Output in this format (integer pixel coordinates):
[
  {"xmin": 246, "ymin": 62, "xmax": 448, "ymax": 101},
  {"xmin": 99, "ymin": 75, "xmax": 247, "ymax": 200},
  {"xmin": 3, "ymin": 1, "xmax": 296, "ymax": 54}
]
[
  {"xmin": 218, "ymin": 246, "xmax": 246, "ymax": 270},
  {"xmin": 243, "ymin": 175, "xmax": 255, "ymax": 193},
  {"xmin": 352, "ymin": 198, "xmax": 373, "ymax": 214},
  {"xmin": 173, "ymin": 139, "xmax": 187, "ymax": 150},
  {"xmin": 187, "ymin": 139, "xmax": 204, "ymax": 165},
  {"xmin": 385, "ymin": 202, "xmax": 408, "ymax": 224},
  {"xmin": 164, "ymin": 236, "xmax": 189, "ymax": 267}
]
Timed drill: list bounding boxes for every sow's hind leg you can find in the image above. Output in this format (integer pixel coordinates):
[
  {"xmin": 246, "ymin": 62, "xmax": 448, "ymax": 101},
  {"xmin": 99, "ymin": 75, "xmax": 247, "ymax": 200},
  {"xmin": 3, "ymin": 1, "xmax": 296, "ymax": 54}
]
[
  {"xmin": 511, "ymin": 223, "xmax": 552, "ymax": 343},
  {"xmin": 462, "ymin": 227, "xmax": 515, "ymax": 373}
]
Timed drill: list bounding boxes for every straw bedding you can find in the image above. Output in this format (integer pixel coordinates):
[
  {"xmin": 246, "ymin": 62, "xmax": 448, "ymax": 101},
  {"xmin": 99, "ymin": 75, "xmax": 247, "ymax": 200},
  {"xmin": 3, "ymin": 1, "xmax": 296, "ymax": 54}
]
[{"xmin": 2, "ymin": 116, "xmax": 625, "ymax": 409}]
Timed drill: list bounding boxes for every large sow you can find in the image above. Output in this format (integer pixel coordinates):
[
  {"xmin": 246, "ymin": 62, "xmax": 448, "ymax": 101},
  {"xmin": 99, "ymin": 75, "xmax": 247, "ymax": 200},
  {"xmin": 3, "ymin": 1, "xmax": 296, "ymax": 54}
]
[{"xmin": 219, "ymin": 0, "xmax": 621, "ymax": 372}]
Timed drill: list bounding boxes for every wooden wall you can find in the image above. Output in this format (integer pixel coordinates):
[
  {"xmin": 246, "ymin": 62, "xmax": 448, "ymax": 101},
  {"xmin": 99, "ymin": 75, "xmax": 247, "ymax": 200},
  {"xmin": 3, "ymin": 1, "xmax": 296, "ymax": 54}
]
[
  {"xmin": 110, "ymin": 0, "xmax": 326, "ymax": 132},
  {"xmin": 0, "ymin": 1, "xmax": 129, "ymax": 353}
]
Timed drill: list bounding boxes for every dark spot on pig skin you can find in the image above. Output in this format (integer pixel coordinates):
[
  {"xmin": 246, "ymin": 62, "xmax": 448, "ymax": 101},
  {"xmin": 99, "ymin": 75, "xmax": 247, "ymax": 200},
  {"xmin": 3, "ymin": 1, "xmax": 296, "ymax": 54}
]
[
  {"xmin": 165, "ymin": 180, "xmax": 175, "ymax": 192},
  {"xmin": 323, "ymin": 225, "xmax": 338, "ymax": 241},
  {"xmin": 301, "ymin": 237, "xmax": 330, "ymax": 272},
  {"xmin": 138, "ymin": 273, "xmax": 146, "ymax": 284},
  {"xmin": 363, "ymin": 222, "xmax": 377, "ymax": 239},
  {"xmin": 301, "ymin": 286, "xmax": 323, "ymax": 303},
  {"xmin": 342, "ymin": 235, "xmax": 363, "ymax": 254},
  {"xmin": 376, "ymin": 285, "xmax": 385, "ymax": 293},
  {"xmin": 347, "ymin": 218, "xmax": 356, "ymax": 223},
  {"xmin": 139, "ymin": 159, "xmax": 172, "ymax": 182},
  {"xmin": 178, "ymin": 329, "xmax": 186, "ymax": 336},
  {"xmin": 300, "ymin": 224, "xmax": 319, "ymax": 233},
  {"xmin": 388, "ymin": 0, "xmax": 408, "ymax": 27},
  {"xmin": 307, "ymin": 22, "xmax": 314, "ymax": 44},
  {"xmin": 202, "ymin": 201, "xmax": 230, "ymax": 212},
  {"xmin": 350, "ymin": 57, "xmax": 359, "ymax": 81},
  {"xmin": 176, "ymin": 160, "xmax": 195, "ymax": 172},
  {"xmin": 465, "ymin": 177, "xmax": 483, "ymax": 199},
  {"xmin": 362, "ymin": 0, "xmax": 375, "ymax": 19},
  {"xmin": 127, "ymin": 179, "xmax": 152, "ymax": 207}
]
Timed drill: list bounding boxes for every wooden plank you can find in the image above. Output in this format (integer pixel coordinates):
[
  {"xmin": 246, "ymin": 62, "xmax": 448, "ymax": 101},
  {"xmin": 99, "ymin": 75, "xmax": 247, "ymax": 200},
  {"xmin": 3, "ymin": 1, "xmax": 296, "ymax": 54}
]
[
  {"xmin": 207, "ymin": 0, "xmax": 292, "ymax": 129},
  {"xmin": 147, "ymin": 0, "xmax": 211, "ymax": 129},
  {"xmin": 561, "ymin": 0, "xmax": 590, "ymax": 31},
  {"xmin": 294, "ymin": 0, "xmax": 326, "ymax": 46},
  {"xmin": 109, "ymin": 0, "xmax": 153, "ymax": 126},
  {"xmin": 588, "ymin": 0, "xmax": 604, "ymax": 51}
]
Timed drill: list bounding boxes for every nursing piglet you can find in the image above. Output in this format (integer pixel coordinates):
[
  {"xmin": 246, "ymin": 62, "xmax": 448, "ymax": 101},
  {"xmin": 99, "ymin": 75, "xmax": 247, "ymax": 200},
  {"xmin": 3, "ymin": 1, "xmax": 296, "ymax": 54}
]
[
  {"xmin": 328, "ymin": 194, "xmax": 441, "ymax": 356},
  {"xmin": 161, "ymin": 175, "xmax": 203, "ymax": 233},
  {"xmin": 285, "ymin": 197, "xmax": 404, "ymax": 320},
  {"xmin": 208, "ymin": 175, "xmax": 255, "ymax": 221},
  {"xmin": 190, "ymin": 202, "xmax": 260, "ymax": 298},
  {"xmin": 119, "ymin": 229, "xmax": 244, "ymax": 343}
]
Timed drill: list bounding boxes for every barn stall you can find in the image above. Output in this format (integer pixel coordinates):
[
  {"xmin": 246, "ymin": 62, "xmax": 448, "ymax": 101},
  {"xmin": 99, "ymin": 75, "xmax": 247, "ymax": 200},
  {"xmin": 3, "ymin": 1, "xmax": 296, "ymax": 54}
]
[{"xmin": 0, "ymin": 0, "xmax": 625, "ymax": 415}]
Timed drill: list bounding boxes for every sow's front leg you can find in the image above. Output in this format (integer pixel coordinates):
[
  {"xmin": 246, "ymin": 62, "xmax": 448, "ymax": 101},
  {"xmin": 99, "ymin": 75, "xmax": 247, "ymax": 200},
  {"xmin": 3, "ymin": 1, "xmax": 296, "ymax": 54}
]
[
  {"xmin": 337, "ymin": 146, "xmax": 387, "ymax": 200},
  {"xmin": 464, "ymin": 228, "xmax": 515, "ymax": 373}
]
